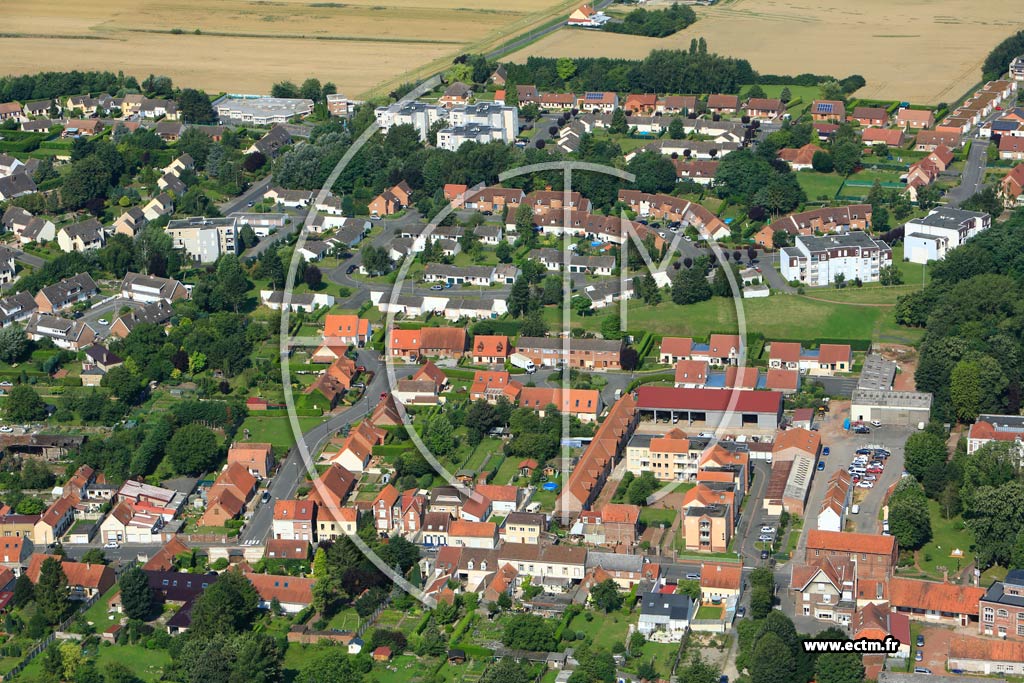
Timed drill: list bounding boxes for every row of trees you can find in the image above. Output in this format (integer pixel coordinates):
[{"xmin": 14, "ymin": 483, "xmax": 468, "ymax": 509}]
[{"xmin": 604, "ymin": 3, "xmax": 698, "ymax": 38}]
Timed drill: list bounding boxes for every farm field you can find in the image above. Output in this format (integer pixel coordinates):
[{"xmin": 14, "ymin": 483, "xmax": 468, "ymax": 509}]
[
  {"xmin": 508, "ymin": 0, "xmax": 1024, "ymax": 104},
  {"xmin": 0, "ymin": 0, "xmax": 580, "ymax": 97}
]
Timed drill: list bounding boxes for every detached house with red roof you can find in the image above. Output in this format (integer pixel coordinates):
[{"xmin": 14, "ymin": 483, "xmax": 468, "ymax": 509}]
[
  {"xmin": 471, "ymin": 335, "xmax": 510, "ymax": 364},
  {"xmin": 323, "ymin": 420, "xmax": 385, "ymax": 473},
  {"xmin": 810, "ymin": 100, "xmax": 846, "ymax": 122},
  {"xmin": 200, "ymin": 463, "xmax": 257, "ymax": 527},
  {"xmin": 323, "ymin": 314, "xmax": 372, "ymax": 347},
  {"xmin": 1000, "ymin": 135, "xmax": 1024, "ymax": 160},
  {"xmin": 227, "ymin": 442, "xmax": 274, "ymax": 479},
  {"xmin": 1000, "ymin": 164, "xmax": 1024, "ymax": 207},
  {"xmin": 706, "ymin": 94, "xmax": 739, "ymax": 115},
  {"xmin": 850, "ymin": 106, "xmax": 889, "ymax": 127}
]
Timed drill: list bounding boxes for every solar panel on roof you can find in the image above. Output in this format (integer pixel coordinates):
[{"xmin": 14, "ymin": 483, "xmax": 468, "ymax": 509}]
[
  {"xmin": 585, "ymin": 92, "xmax": 603, "ymax": 100},
  {"xmin": 818, "ymin": 103, "xmax": 833, "ymax": 113}
]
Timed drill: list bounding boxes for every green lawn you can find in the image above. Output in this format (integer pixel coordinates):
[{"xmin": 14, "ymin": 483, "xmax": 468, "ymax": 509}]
[
  {"xmin": 639, "ymin": 507, "xmax": 678, "ymax": 527},
  {"xmin": 327, "ymin": 606, "xmax": 361, "ymax": 631},
  {"xmin": 238, "ymin": 414, "xmax": 324, "ymax": 451},
  {"xmin": 795, "ymin": 172, "xmax": 844, "ymax": 201},
  {"xmin": 93, "ymin": 644, "xmax": 172, "ymax": 682},
  {"xmin": 492, "ymin": 456, "xmax": 524, "ymax": 486},
  {"xmin": 82, "ymin": 585, "xmax": 121, "ymax": 631},
  {"xmin": 893, "ymin": 243, "xmax": 931, "ymax": 286},
  {"xmin": 546, "ymin": 296, "xmax": 923, "ymax": 346},
  {"xmin": 695, "ymin": 604, "xmax": 724, "ymax": 620},
  {"xmin": 910, "ymin": 500, "xmax": 974, "ymax": 581},
  {"xmin": 740, "ymin": 84, "xmax": 821, "ymax": 116},
  {"xmin": 634, "ymin": 642, "xmax": 682, "ymax": 679},
  {"xmin": 569, "ymin": 612, "xmax": 633, "ymax": 650},
  {"xmin": 531, "ymin": 488, "xmax": 557, "ymax": 512}
]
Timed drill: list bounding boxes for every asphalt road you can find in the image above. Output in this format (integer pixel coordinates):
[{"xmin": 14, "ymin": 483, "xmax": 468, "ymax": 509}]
[
  {"xmin": 80, "ymin": 297, "xmax": 145, "ymax": 340},
  {"xmin": 945, "ymin": 138, "xmax": 989, "ymax": 207},
  {"xmin": 217, "ymin": 174, "xmax": 274, "ymax": 215},
  {"xmin": 241, "ymin": 349, "xmax": 416, "ymax": 543},
  {"xmin": 10, "ymin": 247, "xmax": 45, "ymax": 269}
]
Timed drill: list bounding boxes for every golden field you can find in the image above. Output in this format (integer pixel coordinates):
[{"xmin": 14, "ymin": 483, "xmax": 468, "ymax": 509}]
[
  {"xmin": 0, "ymin": 0, "xmax": 579, "ymax": 97},
  {"xmin": 509, "ymin": 0, "xmax": 1024, "ymax": 104}
]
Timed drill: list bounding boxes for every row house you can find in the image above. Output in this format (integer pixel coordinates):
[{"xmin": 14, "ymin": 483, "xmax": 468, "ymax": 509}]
[
  {"xmin": 498, "ymin": 542, "xmax": 587, "ymax": 590},
  {"xmin": 577, "ymin": 503, "xmax": 640, "ymax": 548},
  {"xmin": 388, "ymin": 326, "xmax": 467, "ymax": 361},
  {"xmin": 616, "ymin": 190, "xmax": 731, "ymax": 241},
  {"xmin": 470, "ymin": 370, "xmax": 522, "ymax": 404},
  {"xmin": 502, "ymin": 512, "xmax": 545, "ymax": 545},
  {"xmin": 515, "ymin": 335, "xmax": 624, "ymax": 371},
  {"xmin": 25, "ymin": 314, "xmax": 95, "ymax": 351},
  {"xmin": 657, "ymin": 334, "xmax": 742, "ymax": 366},
  {"xmin": 527, "ymin": 248, "xmax": 615, "ymax": 276},
  {"xmin": 518, "ymin": 387, "xmax": 602, "ymax": 422},
  {"xmin": 471, "ymin": 335, "xmax": 510, "ymax": 364}
]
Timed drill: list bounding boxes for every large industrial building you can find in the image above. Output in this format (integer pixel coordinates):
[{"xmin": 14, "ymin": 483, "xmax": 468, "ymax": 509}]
[{"xmin": 634, "ymin": 386, "xmax": 783, "ymax": 430}]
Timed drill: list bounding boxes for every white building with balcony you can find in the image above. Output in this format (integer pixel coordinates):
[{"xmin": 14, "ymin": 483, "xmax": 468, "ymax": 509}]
[{"xmin": 779, "ymin": 232, "xmax": 892, "ymax": 287}]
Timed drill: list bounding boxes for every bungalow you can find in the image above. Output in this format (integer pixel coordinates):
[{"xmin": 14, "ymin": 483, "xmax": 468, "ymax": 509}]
[
  {"xmin": 265, "ymin": 186, "xmax": 313, "ymax": 209},
  {"xmin": 896, "ymin": 108, "xmax": 935, "ymax": 130},
  {"xmin": 850, "ymin": 106, "xmax": 889, "ymax": 127},
  {"xmin": 778, "ymin": 143, "xmax": 824, "ymax": 171},
  {"xmin": 624, "ymin": 94, "xmax": 658, "ymax": 114},
  {"xmin": 744, "ymin": 98, "xmax": 785, "ymax": 121},
  {"xmin": 518, "ymin": 387, "xmax": 602, "ymax": 422},
  {"xmin": 388, "ymin": 326, "xmax": 466, "ymax": 361},
  {"xmin": 706, "ymin": 94, "xmax": 740, "ymax": 115},
  {"xmin": 27, "ymin": 555, "xmax": 115, "ymax": 600},
  {"xmin": 861, "ymin": 128, "xmax": 905, "ymax": 147},
  {"xmin": 767, "ymin": 342, "xmax": 852, "ymax": 375},
  {"xmin": 810, "ymin": 100, "xmax": 846, "ymax": 122},
  {"xmin": 577, "ymin": 92, "xmax": 619, "ymax": 114}
]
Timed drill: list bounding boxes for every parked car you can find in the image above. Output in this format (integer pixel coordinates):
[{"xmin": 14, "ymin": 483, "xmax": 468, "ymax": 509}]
[
  {"xmin": 97, "ymin": 318, "xmax": 109, "ymax": 325},
  {"xmin": 822, "ymin": 447, "xmax": 830, "ymax": 457},
  {"xmin": 685, "ymin": 573, "xmax": 701, "ymax": 581},
  {"xmin": 857, "ymin": 481, "xmax": 874, "ymax": 489},
  {"xmin": 103, "ymin": 541, "xmax": 120, "ymax": 549},
  {"xmin": 760, "ymin": 549, "xmax": 770, "ymax": 560},
  {"xmin": 758, "ymin": 534, "xmax": 774, "ymax": 542},
  {"xmin": 854, "ymin": 426, "xmax": 871, "ymax": 434},
  {"xmin": 917, "ymin": 635, "xmax": 925, "ymax": 647},
  {"xmin": 915, "ymin": 651, "xmax": 923, "ymax": 662},
  {"xmin": 430, "ymin": 284, "xmax": 444, "ymax": 290},
  {"xmin": 870, "ymin": 420, "xmax": 882, "ymax": 427},
  {"xmin": 817, "ymin": 461, "xmax": 825, "ymax": 471},
  {"xmin": 346, "ymin": 264, "xmax": 358, "ymax": 274},
  {"xmin": 760, "ymin": 526, "xmax": 774, "ymax": 534},
  {"xmin": 913, "ymin": 667, "xmax": 931, "ymax": 675},
  {"xmin": 261, "ymin": 491, "xmax": 271, "ymax": 503},
  {"xmin": 735, "ymin": 607, "xmax": 745, "ymax": 619}
]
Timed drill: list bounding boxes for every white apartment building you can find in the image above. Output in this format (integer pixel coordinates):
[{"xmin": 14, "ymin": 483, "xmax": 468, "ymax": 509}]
[
  {"xmin": 903, "ymin": 207, "xmax": 990, "ymax": 264},
  {"xmin": 448, "ymin": 102, "xmax": 518, "ymax": 141},
  {"xmin": 437, "ymin": 125, "xmax": 507, "ymax": 151},
  {"xmin": 779, "ymin": 232, "xmax": 892, "ymax": 286},
  {"xmin": 374, "ymin": 101, "xmax": 447, "ymax": 140},
  {"xmin": 166, "ymin": 216, "xmax": 239, "ymax": 264}
]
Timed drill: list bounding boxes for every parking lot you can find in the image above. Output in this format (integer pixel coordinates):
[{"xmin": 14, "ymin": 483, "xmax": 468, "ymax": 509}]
[
  {"xmin": 801, "ymin": 411, "xmax": 915, "ymax": 541},
  {"xmin": 912, "ymin": 625, "xmax": 954, "ymax": 675}
]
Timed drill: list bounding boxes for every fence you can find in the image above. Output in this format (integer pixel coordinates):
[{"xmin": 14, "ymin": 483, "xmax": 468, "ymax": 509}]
[{"xmin": 2, "ymin": 592, "xmax": 100, "ymax": 680}]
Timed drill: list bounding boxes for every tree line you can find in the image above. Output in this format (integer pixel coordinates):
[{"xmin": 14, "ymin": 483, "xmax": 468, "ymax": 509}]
[{"xmin": 603, "ymin": 3, "xmax": 697, "ymax": 38}]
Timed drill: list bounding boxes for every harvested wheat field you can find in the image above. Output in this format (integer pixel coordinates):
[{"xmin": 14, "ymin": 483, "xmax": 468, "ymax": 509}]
[
  {"xmin": 0, "ymin": 0, "xmax": 578, "ymax": 97},
  {"xmin": 509, "ymin": 0, "xmax": 1024, "ymax": 104}
]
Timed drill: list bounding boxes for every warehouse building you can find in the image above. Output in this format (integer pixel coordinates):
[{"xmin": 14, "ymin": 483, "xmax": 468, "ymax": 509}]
[
  {"xmin": 635, "ymin": 386, "xmax": 783, "ymax": 430},
  {"xmin": 850, "ymin": 388, "xmax": 933, "ymax": 426}
]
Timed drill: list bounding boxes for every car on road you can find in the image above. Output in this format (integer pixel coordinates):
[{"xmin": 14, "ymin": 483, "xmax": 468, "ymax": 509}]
[
  {"xmin": 97, "ymin": 318, "xmax": 109, "ymax": 325},
  {"xmin": 760, "ymin": 526, "xmax": 774, "ymax": 534},
  {"xmin": 917, "ymin": 635, "xmax": 925, "ymax": 647},
  {"xmin": 870, "ymin": 420, "xmax": 882, "ymax": 428},
  {"xmin": 817, "ymin": 461, "xmax": 825, "ymax": 471},
  {"xmin": 103, "ymin": 541, "xmax": 120, "ymax": 549},
  {"xmin": 760, "ymin": 549, "xmax": 770, "ymax": 560},
  {"xmin": 430, "ymin": 284, "xmax": 444, "ymax": 290},
  {"xmin": 444, "ymin": 282, "xmax": 452, "ymax": 289},
  {"xmin": 822, "ymin": 447, "xmax": 830, "ymax": 457},
  {"xmin": 735, "ymin": 607, "xmax": 745, "ymax": 619},
  {"xmin": 685, "ymin": 573, "xmax": 700, "ymax": 580},
  {"xmin": 261, "ymin": 491, "xmax": 271, "ymax": 503},
  {"xmin": 346, "ymin": 264, "xmax": 357, "ymax": 274},
  {"xmin": 247, "ymin": 201, "xmax": 255, "ymax": 207}
]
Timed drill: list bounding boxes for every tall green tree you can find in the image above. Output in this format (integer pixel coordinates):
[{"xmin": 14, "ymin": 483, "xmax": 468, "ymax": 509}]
[
  {"xmin": 750, "ymin": 632, "xmax": 796, "ymax": 683},
  {"xmin": 189, "ymin": 569, "xmax": 259, "ymax": 637},
  {"xmin": 37, "ymin": 557, "xmax": 70, "ymax": 624},
  {"xmin": 120, "ymin": 565, "xmax": 154, "ymax": 620}
]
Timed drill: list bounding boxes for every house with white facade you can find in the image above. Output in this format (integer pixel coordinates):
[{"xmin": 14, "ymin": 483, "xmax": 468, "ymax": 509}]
[
  {"xmin": 903, "ymin": 207, "xmax": 991, "ymax": 264},
  {"xmin": 779, "ymin": 232, "xmax": 893, "ymax": 286}
]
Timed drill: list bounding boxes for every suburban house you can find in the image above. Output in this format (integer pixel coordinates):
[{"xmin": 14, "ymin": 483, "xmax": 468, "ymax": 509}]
[
  {"xmin": 706, "ymin": 94, "xmax": 739, "ymax": 115},
  {"xmin": 323, "ymin": 314, "xmax": 372, "ymax": 346},
  {"xmin": 35, "ymin": 273, "xmax": 98, "ymax": 314},
  {"xmin": 745, "ymin": 98, "xmax": 785, "ymax": 121},
  {"xmin": 121, "ymin": 272, "xmax": 189, "ymax": 303},
  {"xmin": 767, "ymin": 342, "xmax": 853, "ymax": 375},
  {"xmin": 471, "ymin": 335, "xmax": 510, "ymax": 364},
  {"xmin": 515, "ymin": 336, "xmax": 624, "ymax": 371},
  {"xmin": 518, "ymin": 387, "xmax": 602, "ymax": 422},
  {"xmin": 810, "ymin": 100, "xmax": 846, "ymax": 122},
  {"xmin": 25, "ymin": 314, "xmax": 95, "ymax": 351},
  {"xmin": 778, "ymin": 143, "xmax": 825, "ymax": 171},
  {"xmin": 57, "ymin": 219, "xmax": 105, "ymax": 253},
  {"xmin": 638, "ymin": 592, "xmax": 693, "ymax": 641},
  {"xmin": 199, "ymin": 463, "xmax": 257, "ymax": 527},
  {"xmin": 388, "ymin": 327, "xmax": 467, "ymax": 361},
  {"xmin": 850, "ymin": 106, "xmax": 889, "ymax": 127},
  {"xmin": 999, "ymin": 164, "xmax": 1024, "ymax": 207},
  {"xmin": 227, "ymin": 443, "xmax": 274, "ymax": 479},
  {"xmin": 896, "ymin": 108, "xmax": 935, "ymax": 129},
  {"xmin": 369, "ymin": 181, "xmax": 412, "ymax": 217}
]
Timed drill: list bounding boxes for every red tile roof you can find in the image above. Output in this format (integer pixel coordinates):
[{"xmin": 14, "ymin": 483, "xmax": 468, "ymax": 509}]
[
  {"xmin": 660, "ymin": 337, "xmax": 693, "ymax": 357},
  {"xmin": 773, "ymin": 427, "xmax": 821, "ymax": 456},
  {"xmin": 805, "ymin": 530, "xmax": 896, "ymax": 556},
  {"xmin": 244, "ymin": 571, "xmax": 314, "ymax": 605},
  {"xmin": 472, "ymin": 335, "xmax": 509, "ymax": 358},
  {"xmin": 598, "ymin": 503, "xmax": 640, "ymax": 525},
  {"xmin": 888, "ymin": 577, "xmax": 984, "ymax": 615},
  {"xmin": 700, "ymin": 563, "xmax": 742, "ymax": 590},
  {"xmin": 448, "ymin": 520, "xmax": 496, "ymax": 538}
]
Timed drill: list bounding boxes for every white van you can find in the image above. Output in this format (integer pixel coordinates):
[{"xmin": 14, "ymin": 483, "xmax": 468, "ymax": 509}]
[
  {"xmin": 851, "ymin": 467, "xmax": 867, "ymax": 476},
  {"xmin": 850, "ymin": 504, "xmax": 860, "ymax": 515}
]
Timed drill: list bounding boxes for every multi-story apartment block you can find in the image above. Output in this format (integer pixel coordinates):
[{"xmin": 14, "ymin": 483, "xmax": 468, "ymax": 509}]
[
  {"xmin": 779, "ymin": 232, "xmax": 892, "ymax": 286},
  {"xmin": 166, "ymin": 216, "xmax": 238, "ymax": 264},
  {"xmin": 903, "ymin": 207, "xmax": 991, "ymax": 264},
  {"xmin": 374, "ymin": 101, "xmax": 447, "ymax": 140}
]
